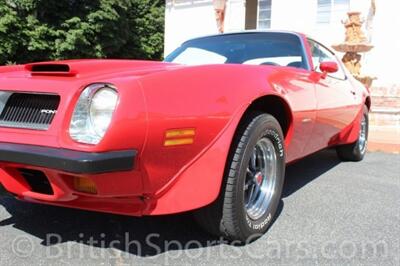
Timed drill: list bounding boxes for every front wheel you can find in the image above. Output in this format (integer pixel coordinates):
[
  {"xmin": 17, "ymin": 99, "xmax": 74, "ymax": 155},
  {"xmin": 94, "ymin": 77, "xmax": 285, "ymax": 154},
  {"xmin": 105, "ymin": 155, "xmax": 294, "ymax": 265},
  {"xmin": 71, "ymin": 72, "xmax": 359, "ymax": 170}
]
[
  {"xmin": 336, "ymin": 105, "xmax": 369, "ymax": 161},
  {"xmin": 194, "ymin": 113, "xmax": 285, "ymax": 243}
]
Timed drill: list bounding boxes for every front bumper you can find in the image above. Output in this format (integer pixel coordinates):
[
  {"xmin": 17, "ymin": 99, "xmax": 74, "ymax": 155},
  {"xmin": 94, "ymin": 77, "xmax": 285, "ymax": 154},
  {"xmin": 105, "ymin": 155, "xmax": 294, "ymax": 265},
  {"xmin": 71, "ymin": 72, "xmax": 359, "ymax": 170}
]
[
  {"xmin": 0, "ymin": 143, "xmax": 144, "ymax": 216},
  {"xmin": 0, "ymin": 142, "xmax": 137, "ymax": 174},
  {"xmin": 0, "ymin": 182, "xmax": 8, "ymax": 196}
]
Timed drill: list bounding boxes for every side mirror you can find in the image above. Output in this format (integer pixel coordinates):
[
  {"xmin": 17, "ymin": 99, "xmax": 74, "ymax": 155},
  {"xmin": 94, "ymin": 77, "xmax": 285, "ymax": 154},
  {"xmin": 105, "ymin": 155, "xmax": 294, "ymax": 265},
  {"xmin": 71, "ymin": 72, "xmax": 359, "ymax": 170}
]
[{"xmin": 319, "ymin": 61, "xmax": 338, "ymax": 74}]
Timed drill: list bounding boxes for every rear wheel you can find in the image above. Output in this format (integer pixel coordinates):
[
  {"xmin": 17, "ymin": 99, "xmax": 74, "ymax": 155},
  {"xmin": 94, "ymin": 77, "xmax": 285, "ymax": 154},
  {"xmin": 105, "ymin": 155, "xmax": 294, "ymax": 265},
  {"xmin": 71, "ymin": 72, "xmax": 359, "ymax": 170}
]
[
  {"xmin": 194, "ymin": 113, "xmax": 285, "ymax": 243},
  {"xmin": 336, "ymin": 105, "xmax": 369, "ymax": 161}
]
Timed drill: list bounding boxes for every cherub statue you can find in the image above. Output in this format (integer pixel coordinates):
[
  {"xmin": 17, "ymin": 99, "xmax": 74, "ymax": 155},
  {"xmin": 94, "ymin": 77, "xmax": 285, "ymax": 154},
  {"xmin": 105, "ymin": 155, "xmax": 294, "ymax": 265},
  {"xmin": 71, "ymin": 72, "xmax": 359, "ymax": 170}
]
[{"xmin": 343, "ymin": 12, "xmax": 367, "ymax": 43}]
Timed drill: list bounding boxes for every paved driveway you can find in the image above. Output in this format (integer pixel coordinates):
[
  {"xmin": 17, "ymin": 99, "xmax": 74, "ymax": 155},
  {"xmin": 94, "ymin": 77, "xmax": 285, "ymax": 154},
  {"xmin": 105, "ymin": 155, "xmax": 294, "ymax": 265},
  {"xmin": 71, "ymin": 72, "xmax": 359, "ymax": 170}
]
[{"xmin": 0, "ymin": 150, "xmax": 399, "ymax": 265}]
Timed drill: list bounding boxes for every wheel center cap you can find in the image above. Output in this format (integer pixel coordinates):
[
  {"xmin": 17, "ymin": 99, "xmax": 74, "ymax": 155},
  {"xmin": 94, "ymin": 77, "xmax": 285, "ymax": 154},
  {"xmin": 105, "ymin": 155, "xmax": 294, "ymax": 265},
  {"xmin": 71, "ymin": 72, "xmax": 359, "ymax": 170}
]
[{"xmin": 255, "ymin": 172, "xmax": 263, "ymax": 185}]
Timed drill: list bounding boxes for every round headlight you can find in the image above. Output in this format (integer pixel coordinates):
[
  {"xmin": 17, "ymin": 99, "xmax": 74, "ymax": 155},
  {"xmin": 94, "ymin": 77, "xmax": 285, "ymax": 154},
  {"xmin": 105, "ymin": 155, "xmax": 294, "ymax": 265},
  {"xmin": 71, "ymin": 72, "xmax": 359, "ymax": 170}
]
[
  {"xmin": 69, "ymin": 84, "xmax": 118, "ymax": 145},
  {"xmin": 90, "ymin": 88, "xmax": 118, "ymax": 137}
]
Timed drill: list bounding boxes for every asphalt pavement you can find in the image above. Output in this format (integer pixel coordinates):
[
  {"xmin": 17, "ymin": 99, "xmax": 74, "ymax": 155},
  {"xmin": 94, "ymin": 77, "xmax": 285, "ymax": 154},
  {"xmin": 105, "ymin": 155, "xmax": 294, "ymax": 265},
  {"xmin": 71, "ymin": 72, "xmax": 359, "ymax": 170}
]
[{"xmin": 0, "ymin": 149, "xmax": 399, "ymax": 265}]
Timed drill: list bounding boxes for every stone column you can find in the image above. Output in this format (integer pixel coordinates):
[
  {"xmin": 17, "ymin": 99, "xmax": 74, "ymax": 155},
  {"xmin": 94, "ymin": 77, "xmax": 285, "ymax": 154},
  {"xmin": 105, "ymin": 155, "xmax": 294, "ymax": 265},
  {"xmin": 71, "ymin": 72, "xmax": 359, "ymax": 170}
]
[{"xmin": 213, "ymin": 0, "xmax": 227, "ymax": 33}]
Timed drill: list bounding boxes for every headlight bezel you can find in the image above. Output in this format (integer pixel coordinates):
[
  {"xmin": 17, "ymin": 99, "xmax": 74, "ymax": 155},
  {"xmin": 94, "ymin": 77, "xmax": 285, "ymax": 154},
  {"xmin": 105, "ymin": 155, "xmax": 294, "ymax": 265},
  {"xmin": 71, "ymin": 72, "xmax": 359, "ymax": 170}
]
[{"xmin": 69, "ymin": 83, "xmax": 119, "ymax": 145}]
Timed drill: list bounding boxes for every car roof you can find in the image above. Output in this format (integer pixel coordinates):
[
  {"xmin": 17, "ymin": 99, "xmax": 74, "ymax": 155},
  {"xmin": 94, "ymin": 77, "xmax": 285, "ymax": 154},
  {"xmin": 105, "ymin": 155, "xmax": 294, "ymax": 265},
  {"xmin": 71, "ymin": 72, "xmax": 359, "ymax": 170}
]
[{"xmin": 184, "ymin": 30, "xmax": 307, "ymax": 43}]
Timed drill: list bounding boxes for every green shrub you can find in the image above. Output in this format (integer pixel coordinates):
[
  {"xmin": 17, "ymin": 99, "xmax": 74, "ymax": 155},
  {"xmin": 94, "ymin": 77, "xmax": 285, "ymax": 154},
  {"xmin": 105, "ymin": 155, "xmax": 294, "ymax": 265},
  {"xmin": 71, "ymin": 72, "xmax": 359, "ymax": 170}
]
[{"xmin": 0, "ymin": 0, "xmax": 164, "ymax": 64}]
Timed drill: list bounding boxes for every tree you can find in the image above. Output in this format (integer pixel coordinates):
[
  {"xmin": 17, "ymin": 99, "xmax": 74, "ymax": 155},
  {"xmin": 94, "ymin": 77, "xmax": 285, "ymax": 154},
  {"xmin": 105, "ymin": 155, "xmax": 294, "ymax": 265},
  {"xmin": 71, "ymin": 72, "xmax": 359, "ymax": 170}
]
[{"xmin": 0, "ymin": 0, "xmax": 165, "ymax": 65}]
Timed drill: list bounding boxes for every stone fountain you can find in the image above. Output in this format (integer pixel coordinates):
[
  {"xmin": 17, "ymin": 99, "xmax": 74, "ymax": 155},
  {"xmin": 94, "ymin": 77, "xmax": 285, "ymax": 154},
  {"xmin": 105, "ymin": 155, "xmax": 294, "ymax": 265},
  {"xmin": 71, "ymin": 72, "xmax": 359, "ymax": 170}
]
[{"xmin": 332, "ymin": 11, "xmax": 376, "ymax": 88}]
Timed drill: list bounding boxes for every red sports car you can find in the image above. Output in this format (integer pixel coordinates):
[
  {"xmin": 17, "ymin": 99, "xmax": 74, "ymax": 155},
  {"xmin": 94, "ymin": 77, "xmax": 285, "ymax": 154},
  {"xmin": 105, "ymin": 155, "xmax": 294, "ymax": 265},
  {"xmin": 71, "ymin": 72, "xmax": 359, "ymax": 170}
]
[{"xmin": 0, "ymin": 31, "xmax": 370, "ymax": 242}]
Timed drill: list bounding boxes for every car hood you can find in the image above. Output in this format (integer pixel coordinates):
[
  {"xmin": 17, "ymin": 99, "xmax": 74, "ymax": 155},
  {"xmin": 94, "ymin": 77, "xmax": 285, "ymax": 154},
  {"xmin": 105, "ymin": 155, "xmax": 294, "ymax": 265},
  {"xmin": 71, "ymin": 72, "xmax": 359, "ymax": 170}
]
[{"xmin": 0, "ymin": 59, "xmax": 183, "ymax": 80}]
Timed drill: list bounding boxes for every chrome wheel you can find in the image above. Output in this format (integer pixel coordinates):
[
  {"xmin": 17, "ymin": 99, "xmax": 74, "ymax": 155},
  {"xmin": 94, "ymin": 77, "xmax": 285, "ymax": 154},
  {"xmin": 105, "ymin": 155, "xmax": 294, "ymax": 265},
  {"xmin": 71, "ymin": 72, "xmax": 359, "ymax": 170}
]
[
  {"xmin": 359, "ymin": 115, "xmax": 368, "ymax": 154},
  {"xmin": 244, "ymin": 138, "xmax": 277, "ymax": 220}
]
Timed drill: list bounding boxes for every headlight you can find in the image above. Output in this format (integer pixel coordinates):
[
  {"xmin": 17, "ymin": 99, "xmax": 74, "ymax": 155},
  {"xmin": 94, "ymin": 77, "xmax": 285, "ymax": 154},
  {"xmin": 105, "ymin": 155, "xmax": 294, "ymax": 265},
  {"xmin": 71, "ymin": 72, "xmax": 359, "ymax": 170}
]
[{"xmin": 69, "ymin": 84, "xmax": 118, "ymax": 144}]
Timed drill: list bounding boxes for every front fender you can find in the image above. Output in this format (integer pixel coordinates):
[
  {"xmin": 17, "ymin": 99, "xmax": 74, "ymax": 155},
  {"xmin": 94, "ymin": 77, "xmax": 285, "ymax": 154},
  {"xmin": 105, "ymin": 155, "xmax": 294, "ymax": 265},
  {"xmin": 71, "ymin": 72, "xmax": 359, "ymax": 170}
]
[
  {"xmin": 144, "ymin": 102, "xmax": 249, "ymax": 215},
  {"xmin": 135, "ymin": 64, "xmax": 289, "ymax": 214}
]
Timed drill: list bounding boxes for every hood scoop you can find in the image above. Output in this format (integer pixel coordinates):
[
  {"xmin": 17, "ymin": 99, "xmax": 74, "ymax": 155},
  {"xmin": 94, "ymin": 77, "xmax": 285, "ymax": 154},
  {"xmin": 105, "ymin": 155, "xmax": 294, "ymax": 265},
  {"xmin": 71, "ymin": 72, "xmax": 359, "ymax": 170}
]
[
  {"xmin": 22, "ymin": 60, "xmax": 178, "ymax": 78},
  {"xmin": 26, "ymin": 63, "xmax": 77, "ymax": 77}
]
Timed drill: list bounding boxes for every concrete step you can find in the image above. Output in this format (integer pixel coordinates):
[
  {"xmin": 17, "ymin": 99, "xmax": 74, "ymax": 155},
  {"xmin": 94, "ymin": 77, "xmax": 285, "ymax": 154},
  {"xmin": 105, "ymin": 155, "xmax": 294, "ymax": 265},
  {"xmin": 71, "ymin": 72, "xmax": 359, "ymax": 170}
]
[
  {"xmin": 371, "ymin": 96, "xmax": 400, "ymax": 109},
  {"xmin": 369, "ymin": 111, "xmax": 400, "ymax": 127},
  {"xmin": 368, "ymin": 126, "xmax": 400, "ymax": 153},
  {"xmin": 367, "ymin": 86, "xmax": 400, "ymax": 151},
  {"xmin": 370, "ymin": 85, "xmax": 400, "ymax": 97},
  {"xmin": 369, "ymin": 85, "xmax": 400, "ymax": 127}
]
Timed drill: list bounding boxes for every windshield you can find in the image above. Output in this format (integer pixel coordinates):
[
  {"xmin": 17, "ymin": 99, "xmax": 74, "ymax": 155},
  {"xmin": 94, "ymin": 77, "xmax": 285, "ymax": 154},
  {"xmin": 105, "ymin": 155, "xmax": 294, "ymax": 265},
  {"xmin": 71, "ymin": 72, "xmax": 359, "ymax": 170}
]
[{"xmin": 165, "ymin": 32, "xmax": 308, "ymax": 69}]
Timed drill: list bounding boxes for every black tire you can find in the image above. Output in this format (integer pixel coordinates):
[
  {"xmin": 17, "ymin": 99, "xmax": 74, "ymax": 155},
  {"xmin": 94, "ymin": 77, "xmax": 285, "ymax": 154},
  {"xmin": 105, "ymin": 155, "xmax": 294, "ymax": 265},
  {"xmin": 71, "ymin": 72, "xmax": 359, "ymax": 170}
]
[
  {"xmin": 194, "ymin": 113, "xmax": 285, "ymax": 243},
  {"xmin": 336, "ymin": 105, "xmax": 369, "ymax": 161}
]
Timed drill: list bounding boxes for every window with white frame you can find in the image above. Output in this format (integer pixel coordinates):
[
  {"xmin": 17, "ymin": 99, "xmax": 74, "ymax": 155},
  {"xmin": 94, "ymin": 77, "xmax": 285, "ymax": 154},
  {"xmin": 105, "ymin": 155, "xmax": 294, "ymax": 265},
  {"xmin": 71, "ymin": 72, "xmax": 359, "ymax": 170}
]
[
  {"xmin": 258, "ymin": 0, "xmax": 272, "ymax": 29},
  {"xmin": 317, "ymin": 0, "xmax": 349, "ymax": 26}
]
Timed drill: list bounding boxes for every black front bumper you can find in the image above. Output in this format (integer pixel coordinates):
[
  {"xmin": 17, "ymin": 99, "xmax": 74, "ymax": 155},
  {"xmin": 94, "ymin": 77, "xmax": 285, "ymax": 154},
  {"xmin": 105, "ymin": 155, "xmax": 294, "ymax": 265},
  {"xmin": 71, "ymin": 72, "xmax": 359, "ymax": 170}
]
[{"xmin": 0, "ymin": 142, "xmax": 137, "ymax": 174}]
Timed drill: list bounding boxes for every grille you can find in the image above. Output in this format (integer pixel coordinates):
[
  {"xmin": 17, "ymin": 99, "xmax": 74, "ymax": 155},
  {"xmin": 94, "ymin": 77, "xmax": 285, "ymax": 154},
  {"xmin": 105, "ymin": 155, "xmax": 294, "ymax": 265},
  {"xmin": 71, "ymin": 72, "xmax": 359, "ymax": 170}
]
[{"xmin": 0, "ymin": 93, "xmax": 60, "ymax": 130}]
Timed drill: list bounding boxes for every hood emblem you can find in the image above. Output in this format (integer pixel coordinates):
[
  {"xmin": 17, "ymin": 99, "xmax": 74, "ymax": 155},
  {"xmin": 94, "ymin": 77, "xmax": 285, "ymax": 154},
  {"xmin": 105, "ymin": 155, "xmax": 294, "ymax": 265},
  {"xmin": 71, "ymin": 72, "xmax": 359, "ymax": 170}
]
[{"xmin": 40, "ymin": 109, "xmax": 57, "ymax": 115}]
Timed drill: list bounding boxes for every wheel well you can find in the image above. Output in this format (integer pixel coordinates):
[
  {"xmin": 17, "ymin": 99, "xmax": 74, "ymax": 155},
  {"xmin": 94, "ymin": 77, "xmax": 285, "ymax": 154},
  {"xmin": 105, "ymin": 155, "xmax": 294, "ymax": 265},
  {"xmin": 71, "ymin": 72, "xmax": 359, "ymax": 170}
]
[
  {"xmin": 365, "ymin": 96, "xmax": 371, "ymax": 110},
  {"xmin": 240, "ymin": 95, "xmax": 292, "ymax": 138}
]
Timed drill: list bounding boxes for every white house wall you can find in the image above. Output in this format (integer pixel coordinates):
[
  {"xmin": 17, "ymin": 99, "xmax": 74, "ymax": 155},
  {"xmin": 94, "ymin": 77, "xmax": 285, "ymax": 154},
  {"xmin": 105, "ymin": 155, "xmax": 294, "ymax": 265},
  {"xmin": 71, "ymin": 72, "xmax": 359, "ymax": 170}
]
[
  {"xmin": 270, "ymin": 0, "xmax": 317, "ymax": 34},
  {"xmin": 164, "ymin": 0, "xmax": 217, "ymax": 55},
  {"xmin": 164, "ymin": 0, "xmax": 400, "ymax": 86},
  {"xmin": 224, "ymin": 0, "xmax": 246, "ymax": 32},
  {"xmin": 361, "ymin": 1, "xmax": 400, "ymax": 86}
]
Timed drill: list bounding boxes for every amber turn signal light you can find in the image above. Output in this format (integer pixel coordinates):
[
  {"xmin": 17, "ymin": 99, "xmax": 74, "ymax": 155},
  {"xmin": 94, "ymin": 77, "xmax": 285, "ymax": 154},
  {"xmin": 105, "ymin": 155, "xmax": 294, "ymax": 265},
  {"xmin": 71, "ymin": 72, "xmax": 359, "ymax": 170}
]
[
  {"xmin": 164, "ymin": 128, "xmax": 196, "ymax": 146},
  {"xmin": 73, "ymin": 177, "xmax": 98, "ymax": 194}
]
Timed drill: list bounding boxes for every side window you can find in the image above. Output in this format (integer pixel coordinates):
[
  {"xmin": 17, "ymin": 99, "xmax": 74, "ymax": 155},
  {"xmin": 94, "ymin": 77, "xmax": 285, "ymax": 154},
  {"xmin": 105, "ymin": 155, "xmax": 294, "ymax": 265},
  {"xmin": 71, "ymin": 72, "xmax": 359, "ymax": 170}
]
[{"xmin": 308, "ymin": 40, "xmax": 346, "ymax": 80}]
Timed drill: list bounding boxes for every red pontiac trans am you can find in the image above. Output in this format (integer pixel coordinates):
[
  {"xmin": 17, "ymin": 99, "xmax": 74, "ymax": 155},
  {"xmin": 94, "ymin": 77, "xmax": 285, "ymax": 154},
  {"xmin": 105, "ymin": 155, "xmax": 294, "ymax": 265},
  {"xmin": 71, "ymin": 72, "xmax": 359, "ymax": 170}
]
[{"xmin": 0, "ymin": 31, "xmax": 370, "ymax": 242}]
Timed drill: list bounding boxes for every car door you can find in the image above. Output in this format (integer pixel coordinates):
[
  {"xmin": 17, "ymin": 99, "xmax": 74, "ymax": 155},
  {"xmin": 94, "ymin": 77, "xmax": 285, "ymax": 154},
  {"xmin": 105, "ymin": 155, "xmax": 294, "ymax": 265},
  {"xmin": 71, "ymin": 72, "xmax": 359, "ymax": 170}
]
[
  {"xmin": 306, "ymin": 39, "xmax": 359, "ymax": 153},
  {"xmin": 282, "ymin": 69, "xmax": 318, "ymax": 162}
]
